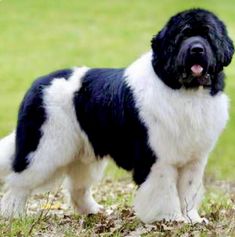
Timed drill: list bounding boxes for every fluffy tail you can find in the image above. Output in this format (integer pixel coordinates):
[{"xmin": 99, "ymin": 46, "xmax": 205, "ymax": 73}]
[{"xmin": 0, "ymin": 131, "xmax": 15, "ymax": 180}]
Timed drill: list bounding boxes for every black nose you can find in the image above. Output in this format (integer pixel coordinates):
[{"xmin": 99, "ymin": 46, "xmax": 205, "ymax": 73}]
[{"xmin": 190, "ymin": 44, "xmax": 204, "ymax": 54}]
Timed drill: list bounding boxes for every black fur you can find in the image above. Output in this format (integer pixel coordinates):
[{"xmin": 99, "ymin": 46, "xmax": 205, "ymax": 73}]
[
  {"xmin": 13, "ymin": 69, "xmax": 73, "ymax": 172},
  {"xmin": 74, "ymin": 69, "xmax": 156, "ymax": 185},
  {"xmin": 151, "ymin": 9, "xmax": 234, "ymax": 95}
]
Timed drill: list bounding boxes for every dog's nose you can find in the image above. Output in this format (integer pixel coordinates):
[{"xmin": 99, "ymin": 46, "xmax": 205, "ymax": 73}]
[{"xmin": 190, "ymin": 44, "xmax": 204, "ymax": 54}]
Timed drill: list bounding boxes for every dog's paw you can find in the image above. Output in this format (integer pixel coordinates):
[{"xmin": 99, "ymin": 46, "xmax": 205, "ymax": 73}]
[
  {"xmin": 185, "ymin": 215, "xmax": 209, "ymax": 224},
  {"xmin": 184, "ymin": 209, "xmax": 209, "ymax": 224},
  {"xmin": 90, "ymin": 203, "xmax": 104, "ymax": 214},
  {"xmin": 83, "ymin": 202, "xmax": 104, "ymax": 215},
  {"xmin": 156, "ymin": 213, "xmax": 187, "ymax": 223},
  {"xmin": 137, "ymin": 211, "xmax": 187, "ymax": 224},
  {"xmin": 74, "ymin": 199, "xmax": 104, "ymax": 215},
  {"xmin": 1, "ymin": 190, "xmax": 27, "ymax": 218}
]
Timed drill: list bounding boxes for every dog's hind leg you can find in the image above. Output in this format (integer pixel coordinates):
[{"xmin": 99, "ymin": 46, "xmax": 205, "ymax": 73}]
[
  {"xmin": 1, "ymin": 114, "xmax": 82, "ymax": 218},
  {"xmin": 1, "ymin": 181, "xmax": 30, "ymax": 218},
  {"xmin": 66, "ymin": 159, "xmax": 107, "ymax": 215},
  {"xmin": 1, "ymin": 134, "xmax": 80, "ymax": 218},
  {"xmin": 0, "ymin": 142, "xmax": 77, "ymax": 218},
  {"xmin": 1, "ymin": 67, "xmax": 89, "ymax": 218}
]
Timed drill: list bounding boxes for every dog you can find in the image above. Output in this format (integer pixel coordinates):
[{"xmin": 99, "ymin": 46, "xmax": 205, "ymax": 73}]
[{"xmin": 0, "ymin": 8, "xmax": 233, "ymax": 223}]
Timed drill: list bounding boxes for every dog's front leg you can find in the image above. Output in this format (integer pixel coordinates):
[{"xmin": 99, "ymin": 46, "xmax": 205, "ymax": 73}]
[
  {"xmin": 178, "ymin": 158, "xmax": 208, "ymax": 224},
  {"xmin": 134, "ymin": 162, "xmax": 185, "ymax": 223}
]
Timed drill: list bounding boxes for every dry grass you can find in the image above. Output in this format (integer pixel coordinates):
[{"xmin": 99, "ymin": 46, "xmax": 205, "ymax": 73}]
[{"xmin": 0, "ymin": 177, "xmax": 234, "ymax": 237}]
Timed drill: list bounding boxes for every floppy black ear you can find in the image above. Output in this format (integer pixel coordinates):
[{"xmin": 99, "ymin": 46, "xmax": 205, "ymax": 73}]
[
  {"xmin": 222, "ymin": 35, "xmax": 234, "ymax": 66},
  {"xmin": 151, "ymin": 27, "xmax": 168, "ymax": 55},
  {"xmin": 219, "ymin": 21, "xmax": 234, "ymax": 67}
]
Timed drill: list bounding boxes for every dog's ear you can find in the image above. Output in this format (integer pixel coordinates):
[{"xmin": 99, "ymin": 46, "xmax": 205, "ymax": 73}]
[
  {"xmin": 151, "ymin": 27, "xmax": 167, "ymax": 56},
  {"xmin": 222, "ymin": 35, "xmax": 234, "ymax": 67},
  {"xmin": 218, "ymin": 21, "xmax": 234, "ymax": 67}
]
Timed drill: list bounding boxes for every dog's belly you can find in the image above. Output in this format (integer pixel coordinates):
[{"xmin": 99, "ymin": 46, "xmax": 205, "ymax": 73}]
[{"xmin": 143, "ymin": 90, "xmax": 229, "ymax": 166}]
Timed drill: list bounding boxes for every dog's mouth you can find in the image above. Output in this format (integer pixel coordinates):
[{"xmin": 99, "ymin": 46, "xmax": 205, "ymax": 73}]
[
  {"xmin": 191, "ymin": 64, "xmax": 203, "ymax": 77},
  {"xmin": 177, "ymin": 36, "xmax": 214, "ymax": 87},
  {"xmin": 190, "ymin": 64, "xmax": 212, "ymax": 86},
  {"xmin": 180, "ymin": 63, "xmax": 212, "ymax": 87}
]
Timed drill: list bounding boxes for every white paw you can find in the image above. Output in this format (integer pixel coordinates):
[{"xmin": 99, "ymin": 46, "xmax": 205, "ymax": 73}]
[
  {"xmin": 198, "ymin": 217, "xmax": 209, "ymax": 224},
  {"xmin": 184, "ymin": 209, "xmax": 209, "ymax": 224},
  {"xmin": 1, "ymin": 190, "xmax": 27, "ymax": 218},
  {"xmin": 89, "ymin": 203, "xmax": 104, "ymax": 214},
  {"xmin": 155, "ymin": 213, "xmax": 187, "ymax": 223},
  {"xmin": 136, "ymin": 211, "xmax": 187, "ymax": 224},
  {"xmin": 74, "ymin": 199, "xmax": 104, "ymax": 215},
  {"xmin": 185, "ymin": 216, "xmax": 209, "ymax": 224}
]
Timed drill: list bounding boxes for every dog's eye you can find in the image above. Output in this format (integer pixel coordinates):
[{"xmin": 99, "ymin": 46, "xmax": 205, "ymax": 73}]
[
  {"xmin": 202, "ymin": 25, "xmax": 210, "ymax": 33},
  {"xmin": 182, "ymin": 26, "xmax": 191, "ymax": 35}
]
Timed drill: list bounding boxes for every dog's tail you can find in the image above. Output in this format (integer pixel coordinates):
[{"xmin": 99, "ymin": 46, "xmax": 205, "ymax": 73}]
[{"xmin": 0, "ymin": 131, "xmax": 15, "ymax": 180}]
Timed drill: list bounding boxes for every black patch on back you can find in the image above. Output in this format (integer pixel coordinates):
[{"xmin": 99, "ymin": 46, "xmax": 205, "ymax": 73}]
[
  {"xmin": 74, "ymin": 68, "xmax": 156, "ymax": 185},
  {"xmin": 13, "ymin": 69, "xmax": 73, "ymax": 172}
]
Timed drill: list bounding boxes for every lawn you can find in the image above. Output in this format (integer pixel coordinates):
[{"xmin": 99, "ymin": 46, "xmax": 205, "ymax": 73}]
[{"xmin": 0, "ymin": 0, "xmax": 234, "ymax": 236}]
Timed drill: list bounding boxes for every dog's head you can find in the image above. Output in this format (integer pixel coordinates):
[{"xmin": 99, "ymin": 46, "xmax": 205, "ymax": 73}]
[{"xmin": 151, "ymin": 9, "xmax": 234, "ymax": 94}]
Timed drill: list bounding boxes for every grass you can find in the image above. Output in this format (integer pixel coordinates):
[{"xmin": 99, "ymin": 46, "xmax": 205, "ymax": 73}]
[
  {"xmin": 0, "ymin": 0, "xmax": 235, "ymax": 236},
  {"xmin": 0, "ymin": 178, "xmax": 234, "ymax": 236}
]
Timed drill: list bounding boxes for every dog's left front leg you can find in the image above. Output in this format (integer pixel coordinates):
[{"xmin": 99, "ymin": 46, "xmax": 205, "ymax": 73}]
[
  {"xmin": 134, "ymin": 162, "xmax": 185, "ymax": 223},
  {"xmin": 178, "ymin": 158, "xmax": 208, "ymax": 224}
]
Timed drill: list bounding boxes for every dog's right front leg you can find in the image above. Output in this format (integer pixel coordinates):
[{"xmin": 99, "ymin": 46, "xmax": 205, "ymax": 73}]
[{"xmin": 134, "ymin": 162, "xmax": 185, "ymax": 223}]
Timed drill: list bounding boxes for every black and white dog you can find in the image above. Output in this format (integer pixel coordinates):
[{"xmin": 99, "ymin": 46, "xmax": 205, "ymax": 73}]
[{"xmin": 0, "ymin": 9, "xmax": 234, "ymax": 223}]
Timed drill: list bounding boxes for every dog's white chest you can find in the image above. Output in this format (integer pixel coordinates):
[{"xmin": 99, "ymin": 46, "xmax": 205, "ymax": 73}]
[
  {"xmin": 144, "ymin": 88, "xmax": 229, "ymax": 165},
  {"xmin": 125, "ymin": 52, "xmax": 229, "ymax": 166}
]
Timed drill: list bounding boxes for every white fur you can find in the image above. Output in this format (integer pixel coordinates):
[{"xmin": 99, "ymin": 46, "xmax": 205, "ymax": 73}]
[
  {"xmin": 125, "ymin": 52, "xmax": 228, "ymax": 223},
  {"xmin": 1, "ymin": 67, "xmax": 107, "ymax": 217},
  {"xmin": 66, "ymin": 159, "xmax": 107, "ymax": 214},
  {"xmin": 0, "ymin": 132, "xmax": 15, "ymax": 180}
]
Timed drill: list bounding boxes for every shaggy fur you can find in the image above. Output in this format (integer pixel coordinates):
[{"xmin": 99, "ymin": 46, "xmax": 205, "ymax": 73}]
[{"xmin": 0, "ymin": 9, "xmax": 233, "ymax": 223}]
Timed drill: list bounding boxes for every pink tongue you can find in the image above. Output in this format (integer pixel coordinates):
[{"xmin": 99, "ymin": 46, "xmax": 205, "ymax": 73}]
[{"xmin": 191, "ymin": 65, "xmax": 203, "ymax": 76}]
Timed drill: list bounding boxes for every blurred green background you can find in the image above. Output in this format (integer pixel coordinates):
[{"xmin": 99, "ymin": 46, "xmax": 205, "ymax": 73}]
[{"xmin": 0, "ymin": 0, "xmax": 234, "ymax": 180}]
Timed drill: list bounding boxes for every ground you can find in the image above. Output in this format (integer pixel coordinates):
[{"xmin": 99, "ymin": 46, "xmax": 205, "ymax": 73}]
[
  {"xmin": 0, "ymin": 0, "xmax": 235, "ymax": 236},
  {"xmin": 0, "ymin": 171, "xmax": 234, "ymax": 236}
]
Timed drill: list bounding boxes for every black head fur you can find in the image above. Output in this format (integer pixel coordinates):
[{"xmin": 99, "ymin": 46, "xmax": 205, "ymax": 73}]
[{"xmin": 151, "ymin": 9, "xmax": 234, "ymax": 95}]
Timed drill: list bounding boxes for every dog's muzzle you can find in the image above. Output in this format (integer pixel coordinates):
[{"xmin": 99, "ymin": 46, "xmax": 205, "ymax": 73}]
[
  {"xmin": 189, "ymin": 43, "xmax": 205, "ymax": 76},
  {"xmin": 177, "ymin": 36, "xmax": 213, "ymax": 86}
]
